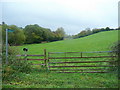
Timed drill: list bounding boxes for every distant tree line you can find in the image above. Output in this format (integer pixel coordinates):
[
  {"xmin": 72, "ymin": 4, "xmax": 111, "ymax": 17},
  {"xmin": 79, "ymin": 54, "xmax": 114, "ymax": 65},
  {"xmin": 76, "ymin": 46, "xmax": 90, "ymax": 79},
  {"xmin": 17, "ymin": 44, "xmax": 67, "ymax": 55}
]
[
  {"xmin": 73, "ymin": 27, "xmax": 120, "ymax": 39},
  {"xmin": 1, "ymin": 22, "xmax": 119, "ymax": 46},
  {"xmin": 1, "ymin": 22, "xmax": 65, "ymax": 45}
]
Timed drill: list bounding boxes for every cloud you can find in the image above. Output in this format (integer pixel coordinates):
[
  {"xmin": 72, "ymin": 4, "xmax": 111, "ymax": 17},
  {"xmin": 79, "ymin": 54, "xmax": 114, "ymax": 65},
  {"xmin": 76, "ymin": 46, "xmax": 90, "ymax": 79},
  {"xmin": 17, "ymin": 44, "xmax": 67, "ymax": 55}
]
[{"xmin": 1, "ymin": 0, "xmax": 119, "ymax": 35}]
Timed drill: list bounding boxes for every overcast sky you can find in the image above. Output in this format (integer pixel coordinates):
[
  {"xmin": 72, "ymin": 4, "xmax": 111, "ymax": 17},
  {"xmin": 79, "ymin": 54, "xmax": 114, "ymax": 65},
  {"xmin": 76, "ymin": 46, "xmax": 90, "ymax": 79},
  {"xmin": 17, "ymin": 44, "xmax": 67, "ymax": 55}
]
[{"xmin": 1, "ymin": 0, "xmax": 119, "ymax": 35}]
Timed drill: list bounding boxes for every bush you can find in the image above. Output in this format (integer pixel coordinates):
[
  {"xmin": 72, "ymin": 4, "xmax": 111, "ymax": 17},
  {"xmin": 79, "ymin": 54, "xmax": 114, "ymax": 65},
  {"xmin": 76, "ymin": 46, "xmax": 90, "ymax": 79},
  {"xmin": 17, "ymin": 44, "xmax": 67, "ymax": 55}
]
[
  {"xmin": 109, "ymin": 41, "xmax": 120, "ymax": 78},
  {"xmin": 2, "ymin": 44, "xmax": 32, "ymax": 81}
]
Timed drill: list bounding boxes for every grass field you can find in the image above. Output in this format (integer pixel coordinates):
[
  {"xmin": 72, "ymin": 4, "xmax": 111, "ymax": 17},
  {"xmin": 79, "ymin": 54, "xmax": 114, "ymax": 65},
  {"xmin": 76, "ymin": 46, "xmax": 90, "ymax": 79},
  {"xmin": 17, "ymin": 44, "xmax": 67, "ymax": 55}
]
[
  {"xmin": 3, "ymin": 72, "xmax": 118, "ymax": 88},
  {"xmin": 16, "ymin": 30, "xmax": 118, "ymax": 54},
  {"xmin": 3, "ymin": 30, "xmax": 119, "ymax": 88}
]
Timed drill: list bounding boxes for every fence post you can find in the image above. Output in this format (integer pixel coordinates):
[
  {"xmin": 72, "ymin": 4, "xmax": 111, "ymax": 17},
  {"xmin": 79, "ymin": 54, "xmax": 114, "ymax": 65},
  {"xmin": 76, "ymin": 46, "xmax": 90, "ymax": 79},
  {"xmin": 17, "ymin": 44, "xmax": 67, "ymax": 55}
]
[
  {"xmin": 81, "ymin": 52, "xmax": 82, "ymax": 58},
  {"xmin": 24, "ymin": 52, "xmax": 27, "ymax": 60},
  {"xmin": 44, "ymin": 49, "xmax": 47, "ymax": 66},
  {"xmin": 48, "ymin": 52, "xmax": 50, "ymax": 71}
]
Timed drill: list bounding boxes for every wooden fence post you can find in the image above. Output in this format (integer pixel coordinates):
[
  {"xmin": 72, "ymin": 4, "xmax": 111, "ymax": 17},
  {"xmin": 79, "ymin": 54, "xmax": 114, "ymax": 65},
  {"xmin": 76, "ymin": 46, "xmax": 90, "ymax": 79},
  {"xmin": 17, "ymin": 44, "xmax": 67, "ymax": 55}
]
[
  {"xmin": 47, "ymin": 52, "xmax": 50, "ymax": 71},
  {"xmin": 44, "ymin": 49, "xmax": 47, "ymax": 66},
  {"xmin": 24, "ymin": 52, "xmax": 27, "ymax": 60},
  {"xmin": 81, "ymin": 52, "xmax": 82, "ymax": 58}
]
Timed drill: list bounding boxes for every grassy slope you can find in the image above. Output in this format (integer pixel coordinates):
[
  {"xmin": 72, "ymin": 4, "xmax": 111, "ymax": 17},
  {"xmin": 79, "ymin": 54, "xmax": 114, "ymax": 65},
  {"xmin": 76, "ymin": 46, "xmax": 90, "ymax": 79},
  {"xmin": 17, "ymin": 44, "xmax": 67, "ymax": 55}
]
[
  {"xmin": 4, "ymin": 30, "xmax": 119, "ymax": 88},
  {"xmin": 16, "ymin": 30, "xmax": 118, "ymax": 55}
]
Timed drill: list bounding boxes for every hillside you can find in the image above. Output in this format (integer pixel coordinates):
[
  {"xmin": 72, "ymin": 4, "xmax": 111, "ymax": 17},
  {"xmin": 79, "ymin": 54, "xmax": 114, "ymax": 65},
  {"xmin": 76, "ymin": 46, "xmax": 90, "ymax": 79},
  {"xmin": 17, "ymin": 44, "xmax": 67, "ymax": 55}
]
[
  {"xmin": 16, "ymin": 30, "xmax": 118, "ymax": 54},
  {"xmin": 4, "ymin": 30, "xmax": 119, "ymax": 88}
]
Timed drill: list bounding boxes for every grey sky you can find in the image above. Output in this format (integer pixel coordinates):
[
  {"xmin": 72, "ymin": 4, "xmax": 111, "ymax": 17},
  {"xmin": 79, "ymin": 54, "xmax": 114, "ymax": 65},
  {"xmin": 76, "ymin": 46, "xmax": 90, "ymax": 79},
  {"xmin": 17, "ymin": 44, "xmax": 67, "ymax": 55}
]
[{"xmin": 1, "ymin": 0, "xmax": 119, "ymax": 35}]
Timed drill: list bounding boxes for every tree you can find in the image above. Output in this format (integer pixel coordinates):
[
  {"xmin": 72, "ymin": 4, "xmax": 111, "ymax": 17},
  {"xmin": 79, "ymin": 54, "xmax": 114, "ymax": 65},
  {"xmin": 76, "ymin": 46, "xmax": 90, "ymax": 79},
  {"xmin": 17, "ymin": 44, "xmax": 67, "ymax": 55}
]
[
  {"xmin": 24, "ymin": 24, "xmax": 44, "ymax": 44},
  {"xmin": 105, "ymin": 27, "xmax": 110, "ymax": 31},
  {"xmin": 2, "ymin": 23, "xmax": 67, "ymax": 45},
  {"xmin": 55, "ymin": 27, "xmax": 65, "ymax": 40},
  {"xmin": 78, "ymin": 30, "xmax": 87, "ymax": 36},
  {"xmin": 42, "ymin": 28, "xmax": 54, "ymax": 42},
  {"xmin": 8, "ymin": 25, "xmax": 26, "ymax": 45},
  {"xmin": 24, "ymin": 25, "xmax": 66, "ymax": 43},
  {"xmin": 2, "ymin": 22, "xmax": 5, "ymax": 25},
  {"xmin": 85, "ymin": 27, "xmax": 91, "ymax": 31},
  {"xmin": 92, "ymin": 28, "xmax": 102, "ymax": 33},
  {"xmin": 2, "ymin": 24, "xmax": 26, "ymax": 45},
  {"xmin": 86, "ymin": 30, "xmax": 92, "ymax": 35},
  {"xmin": 2, "ymin": 23, "xmax": 9, "ymax": 44},
  {"xmin": 116, "ymin": 27, "xmax": 120, "ymax": 30}
]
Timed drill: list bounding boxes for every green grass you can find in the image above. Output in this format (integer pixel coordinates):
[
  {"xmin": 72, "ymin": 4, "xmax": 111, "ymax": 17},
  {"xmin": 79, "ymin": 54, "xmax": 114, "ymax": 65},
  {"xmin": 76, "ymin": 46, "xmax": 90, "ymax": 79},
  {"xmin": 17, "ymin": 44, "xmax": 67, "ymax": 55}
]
[
  {"xmin": 16, "ymin": 30, "xmax": 118, "ymax": 55},
  {"xmin": 15, "ymin": 30, "xmax": 118, "ymax": 67},
  {"xmin": 2, "ymin": 72, "xmax": 118, "ymax": 88},
  {"xmin": 3, "ymin": 30, "xmax": 119, "ymax": 88}
]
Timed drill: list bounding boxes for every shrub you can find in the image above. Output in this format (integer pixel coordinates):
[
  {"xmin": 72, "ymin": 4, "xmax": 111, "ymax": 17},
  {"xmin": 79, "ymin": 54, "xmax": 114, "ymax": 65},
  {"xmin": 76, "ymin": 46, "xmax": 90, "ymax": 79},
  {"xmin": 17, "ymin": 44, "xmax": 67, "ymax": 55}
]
[
  {"xmin": 2, "ymin": 44, "xmax": 32, "ymax": 81},
  {"xmin": 109, "ymin": 41, "xmax": 120, "ymax": 78}
]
